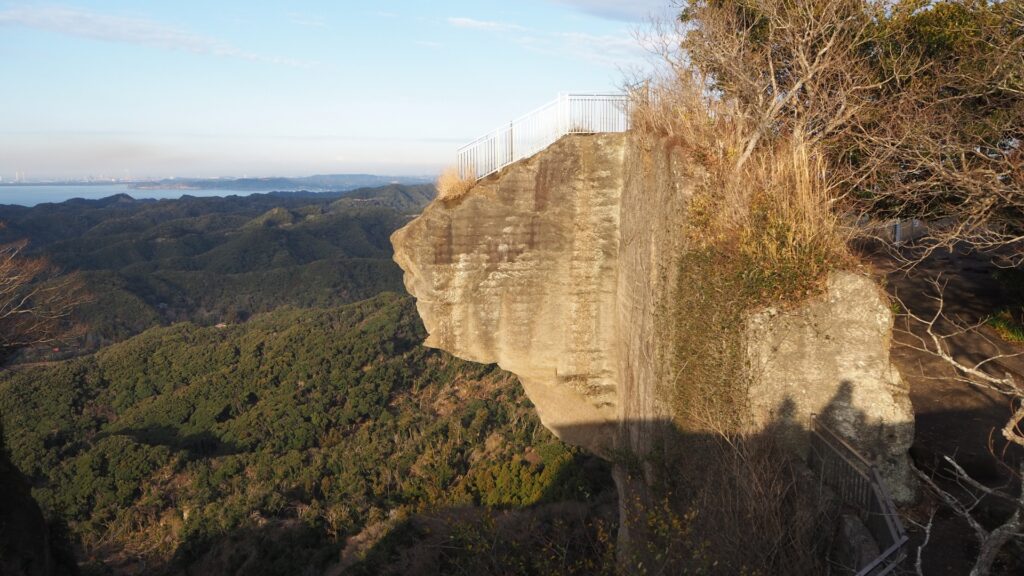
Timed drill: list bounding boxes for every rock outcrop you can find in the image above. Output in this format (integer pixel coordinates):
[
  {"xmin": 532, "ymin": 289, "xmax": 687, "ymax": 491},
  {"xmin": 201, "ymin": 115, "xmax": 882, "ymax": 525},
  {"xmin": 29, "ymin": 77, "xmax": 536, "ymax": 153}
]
[
  {"xmin": 747, "ymin": 272, "xmax": 916, "ymax": 502},
  {"xmin": 392, "ymin": 133, "xmax": 915, "ymax": 502},
  {"xmin": 393, "ymin": 134, "xmax": 626, "ymax": 455}
]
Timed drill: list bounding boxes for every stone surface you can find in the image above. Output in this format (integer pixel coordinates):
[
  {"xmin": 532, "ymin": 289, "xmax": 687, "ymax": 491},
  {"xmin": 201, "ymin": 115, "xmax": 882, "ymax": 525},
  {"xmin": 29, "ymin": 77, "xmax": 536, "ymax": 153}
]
[
  {"xmin": 392, "ymin": 133, "xmax": 626, "ymax": 455},
  {"xmin": 610, "ymin": 136, "xmax": 695, "ymax": 553},
  {"xmin": 615, "ymin": 136, "xmax": 692, "ymax": 459},
  {"xmin": 747, "ymin": 271, "xmax": 916, "ymax": 502}
]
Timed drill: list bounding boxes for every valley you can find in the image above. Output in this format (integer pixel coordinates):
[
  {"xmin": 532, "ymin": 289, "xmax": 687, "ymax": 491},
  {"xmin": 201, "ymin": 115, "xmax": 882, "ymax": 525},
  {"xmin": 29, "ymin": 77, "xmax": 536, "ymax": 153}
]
[{"xmin": 0, "ymin": 186, "xmax": 612, "ymax": 575}]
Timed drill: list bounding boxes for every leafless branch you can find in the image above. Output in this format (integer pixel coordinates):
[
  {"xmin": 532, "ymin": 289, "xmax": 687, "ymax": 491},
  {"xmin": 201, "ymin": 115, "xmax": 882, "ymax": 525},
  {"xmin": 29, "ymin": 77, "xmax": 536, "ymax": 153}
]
[
  {"xmin": 0, "ymin": 239, "xmax": 87, "ymax": 361},
  {"xmin": 892, "ymin": 277, "xmax": 1024, "ymax": 446},
  {"xmin": 913, "ymin": 460, "xmax": 1023, "ymax": 576},
  {"xmin": 678, "ymin": 0, "xmax": 1024, "ymax": 263},
  {"xmin": 912, "ymin": 508, "xmax": 935, "ymax": 576}
]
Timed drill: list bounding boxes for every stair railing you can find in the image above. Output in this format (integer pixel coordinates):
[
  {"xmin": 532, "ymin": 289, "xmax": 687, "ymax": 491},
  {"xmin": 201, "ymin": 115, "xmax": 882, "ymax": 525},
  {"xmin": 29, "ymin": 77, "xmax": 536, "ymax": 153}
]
[{"xmin": 808, "ymin": 415, "xmax": 909, "ymax": 576}]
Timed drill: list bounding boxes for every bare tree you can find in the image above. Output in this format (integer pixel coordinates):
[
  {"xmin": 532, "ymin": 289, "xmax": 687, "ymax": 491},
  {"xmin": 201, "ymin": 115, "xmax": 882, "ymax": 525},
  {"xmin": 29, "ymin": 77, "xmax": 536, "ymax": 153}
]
[
  {"xmin": 0, "ymin": 239, "xmax": 84, "ymax": 362},
  {"xmin": 893, "ymin": 279, "xmax": 1023, "ymax": 574},
  {"xmin": 679, "ymin": 0, "xmax": 1024, "ymax": 263}
]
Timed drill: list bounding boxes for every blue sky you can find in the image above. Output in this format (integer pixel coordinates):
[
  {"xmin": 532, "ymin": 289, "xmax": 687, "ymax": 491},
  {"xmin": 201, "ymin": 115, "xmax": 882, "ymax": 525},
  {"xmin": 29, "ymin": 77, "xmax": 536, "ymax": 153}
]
[{"xmin": 0, "ymin": 1, "xmax": 671, "ymax": 180}]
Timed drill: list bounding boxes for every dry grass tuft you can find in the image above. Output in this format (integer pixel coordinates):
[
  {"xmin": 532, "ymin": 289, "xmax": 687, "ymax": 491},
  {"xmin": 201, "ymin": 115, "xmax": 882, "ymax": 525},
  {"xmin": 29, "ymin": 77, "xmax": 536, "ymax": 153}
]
[
  {"xmin": 619, "ymin": 424, "xmax": 837, "ymax": 574},
  {"xmin": 688, "ymin": 431, "xmax": 837, "ymax": 574},
  {"xmin": 435, "ymin": 167, "xmax": 476, "ymax": 202},
  {"xmin": 632, "ymin": 74, "xmax": 848, "ymax": 279}
]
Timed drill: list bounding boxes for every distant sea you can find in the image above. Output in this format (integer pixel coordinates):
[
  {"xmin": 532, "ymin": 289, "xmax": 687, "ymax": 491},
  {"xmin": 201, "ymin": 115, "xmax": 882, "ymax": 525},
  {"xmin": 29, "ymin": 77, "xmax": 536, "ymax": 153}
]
[{"xmin": 0, "ymin": 184, "xmax": 259, "ymax": 207}]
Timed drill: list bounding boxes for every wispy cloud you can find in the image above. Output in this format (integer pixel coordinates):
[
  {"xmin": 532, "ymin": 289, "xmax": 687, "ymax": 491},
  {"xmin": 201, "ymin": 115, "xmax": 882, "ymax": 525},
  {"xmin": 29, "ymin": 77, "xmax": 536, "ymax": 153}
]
[
  {"xmin": 512, "ymin": 31, "xmax": 644, "ymax": 68},
  {"xmin": 0, "ymin": 6, "xmax": 309, "ymax": 67},
  {"xmin": 288, "ymin": 12, "xmax": 327, "ymax": 29},
  {"xmin": 547, "ymin": 0, "xmax": 675, "ymax": 22},
  {"xmin": 556, "ymin": 31, "xmax": 645, "ymax": 65},
  {"xmin": 447, "ymin": 17, "xmax": 524, "ymax": 32},
  {"xmin": 446, "ymin": 14, "xmax": 640, "ymax": 67}
]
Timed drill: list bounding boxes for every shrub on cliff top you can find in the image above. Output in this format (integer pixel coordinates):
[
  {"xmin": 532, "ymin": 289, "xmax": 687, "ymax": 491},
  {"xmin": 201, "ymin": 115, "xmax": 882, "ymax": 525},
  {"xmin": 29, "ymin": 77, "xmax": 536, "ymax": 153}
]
[
  {"xmin": 435, "ymin": 167, "xmax": 476, "ymax": 202},
  {"xmin": 679, "ymin": 0, "xmax": 1024, "ymax": 264}
]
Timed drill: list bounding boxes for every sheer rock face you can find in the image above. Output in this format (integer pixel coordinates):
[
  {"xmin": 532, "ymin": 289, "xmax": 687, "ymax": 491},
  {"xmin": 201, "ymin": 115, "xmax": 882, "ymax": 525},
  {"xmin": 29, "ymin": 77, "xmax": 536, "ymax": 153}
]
[
  {"xmin": 392, "ymin": 133, "xmax": 915, "ymax": 501},
  {"xmin": 392, "ymin": 134, "xmax": 626, "ymax": 454}
]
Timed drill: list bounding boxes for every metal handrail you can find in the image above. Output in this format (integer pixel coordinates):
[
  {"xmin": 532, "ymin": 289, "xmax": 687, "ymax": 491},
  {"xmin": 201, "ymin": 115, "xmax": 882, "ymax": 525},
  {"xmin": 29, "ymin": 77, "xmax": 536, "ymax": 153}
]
[
  {"xmin": 808, "ymin": 415, "xmax": 908, "ymax": 576},
  {"xmin": 456, "ymin": 93, "xmax": 630, "ymax": 181}
]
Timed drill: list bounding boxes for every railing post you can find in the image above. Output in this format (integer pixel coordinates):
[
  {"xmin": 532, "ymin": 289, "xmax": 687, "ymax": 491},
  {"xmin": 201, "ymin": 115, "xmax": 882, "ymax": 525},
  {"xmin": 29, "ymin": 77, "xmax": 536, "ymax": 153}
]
[
  {"xmin": 556, "ymin": 93, "xmax": 564, "ymax": 136},
  {"xmin": 561, "ymin": 93, "xmax": 568, "ymax": 135},
  {"xmin": 563, "ymin": 93, "xmax": 572, "ymax": 134}
]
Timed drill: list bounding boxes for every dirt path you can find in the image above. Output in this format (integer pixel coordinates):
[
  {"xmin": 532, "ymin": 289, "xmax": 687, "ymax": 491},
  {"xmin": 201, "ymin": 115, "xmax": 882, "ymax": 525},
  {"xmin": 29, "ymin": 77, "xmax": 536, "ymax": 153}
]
[{"xmin": 870, "ymin": 247, "xmax": 1023, "ymax": 575}]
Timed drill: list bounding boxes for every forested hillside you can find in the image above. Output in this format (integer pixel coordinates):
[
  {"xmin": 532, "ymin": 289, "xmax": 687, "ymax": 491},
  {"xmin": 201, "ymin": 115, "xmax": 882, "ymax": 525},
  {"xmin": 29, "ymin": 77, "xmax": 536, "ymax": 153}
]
[
  {"xmin": 0, "ymin": 186, "xmax": 613, "ymax": 575},
  {"xmin": 0, "ymin": 294, "xmax": 611, "ymax": 574},
  {"xmin": 0, "ymin": 185, "xmax": 434, "ymax": 356}
]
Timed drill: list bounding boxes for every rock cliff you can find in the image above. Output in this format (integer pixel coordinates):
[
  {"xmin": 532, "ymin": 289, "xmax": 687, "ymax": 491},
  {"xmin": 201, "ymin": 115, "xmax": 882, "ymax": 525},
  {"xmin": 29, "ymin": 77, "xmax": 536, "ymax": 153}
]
[
  {"xmin": 747, "ymin": 272, "xmax": 916, "ymax": 502},
  {"xmin": 392, "ymin": 133, "xmax": 915, "ymax": 502},
  {"xmin": 393, "ymin": 134, "xmax": 626, "ymax": 455}
]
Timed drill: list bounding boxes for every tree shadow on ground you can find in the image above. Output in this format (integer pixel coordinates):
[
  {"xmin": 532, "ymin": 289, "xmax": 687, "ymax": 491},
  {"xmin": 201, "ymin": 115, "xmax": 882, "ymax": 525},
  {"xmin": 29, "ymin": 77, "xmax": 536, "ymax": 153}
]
[{"xmin": 108, "ymin": 426, "xmax": 239, "ymax": 460}]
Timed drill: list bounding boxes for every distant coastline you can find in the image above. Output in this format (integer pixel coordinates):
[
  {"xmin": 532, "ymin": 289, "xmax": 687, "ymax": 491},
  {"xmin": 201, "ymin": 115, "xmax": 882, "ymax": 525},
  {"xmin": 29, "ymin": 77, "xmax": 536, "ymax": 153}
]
[
  {"xmin": 0, "ymin": 184, "xmax": 251, "ymax": 207},
  {"xmin": 0, "ymin": 173, "xmax": 433, "ymax": 207},
  {"xmin": 0, "ymin": 181, "xmax": 134, "ymax": 186}
]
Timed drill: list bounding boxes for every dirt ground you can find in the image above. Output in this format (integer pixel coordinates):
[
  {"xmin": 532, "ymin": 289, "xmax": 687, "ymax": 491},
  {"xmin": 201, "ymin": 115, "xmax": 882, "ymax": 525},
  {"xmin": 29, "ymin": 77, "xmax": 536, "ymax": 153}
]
[{"xmin": 869, "ymin": 246, "xmax": 1023, "ymax": 575}]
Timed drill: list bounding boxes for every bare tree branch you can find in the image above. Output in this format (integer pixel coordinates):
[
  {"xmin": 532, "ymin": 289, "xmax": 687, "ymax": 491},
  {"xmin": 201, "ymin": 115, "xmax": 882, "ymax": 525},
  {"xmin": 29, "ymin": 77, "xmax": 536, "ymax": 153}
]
[
  {"xmin": 678, "ymin": 0, "xmax": 1024, "ymax": 264},
  {"xmin": 892, "ymin": 277, "xmax": 1024, "ymax": 446},
  {"xmin": 0, "ymin": 239, "xmax": 87, "ymax": 361},
  {"xmin": 913, "ymin": 508, "xmax": 936, "ymax": 576},
  {"xmin": 913, "ymin": 461, "xmax": 1023, "ymax": 576}
]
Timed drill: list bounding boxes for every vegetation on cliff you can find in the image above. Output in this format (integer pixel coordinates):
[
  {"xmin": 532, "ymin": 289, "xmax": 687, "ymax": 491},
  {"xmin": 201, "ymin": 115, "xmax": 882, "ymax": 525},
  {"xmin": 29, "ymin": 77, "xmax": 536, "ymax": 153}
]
[
  {"xmin": 678, "ymin": 0, "xmax": 1023, "ymax": 263},
  {"xmin": 627, "ymin": 1, "xmax": 1023, "ymax": 573},
  {"xmin": 633, "ymin": 0, "xmax": 1023, "ymax": 454},
  {"xmin": 434, "ymin": 168, "xmax": 476, "ymax": 203}
]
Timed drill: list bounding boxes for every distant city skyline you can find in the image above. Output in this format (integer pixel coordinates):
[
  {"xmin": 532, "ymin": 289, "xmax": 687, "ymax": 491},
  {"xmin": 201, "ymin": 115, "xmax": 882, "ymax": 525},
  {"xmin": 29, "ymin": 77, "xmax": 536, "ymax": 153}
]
[{"xmin": 0, "ymin": 1, "xmax": 670, "ymax": 180}]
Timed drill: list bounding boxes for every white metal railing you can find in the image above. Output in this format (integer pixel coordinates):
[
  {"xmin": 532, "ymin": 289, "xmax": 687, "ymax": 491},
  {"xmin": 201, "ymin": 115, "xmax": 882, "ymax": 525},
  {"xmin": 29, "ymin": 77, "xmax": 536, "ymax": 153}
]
[{"xmin": 457, "ymin": 93, "xmax": 630, "ymax": 180}]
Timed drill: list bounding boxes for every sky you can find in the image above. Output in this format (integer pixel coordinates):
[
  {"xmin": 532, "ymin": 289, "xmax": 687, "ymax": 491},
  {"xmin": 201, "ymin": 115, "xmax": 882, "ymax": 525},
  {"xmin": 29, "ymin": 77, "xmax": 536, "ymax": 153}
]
[{"xmin": 0, "ymin": 1, "xmax": 673, "ymax": 181}]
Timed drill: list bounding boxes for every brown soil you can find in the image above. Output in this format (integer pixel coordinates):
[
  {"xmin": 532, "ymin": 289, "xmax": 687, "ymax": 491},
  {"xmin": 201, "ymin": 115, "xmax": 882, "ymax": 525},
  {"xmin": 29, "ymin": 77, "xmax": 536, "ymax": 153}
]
[{"xmin": 869, "ymin": 246, "xmax": 1024, "ymax": 575}]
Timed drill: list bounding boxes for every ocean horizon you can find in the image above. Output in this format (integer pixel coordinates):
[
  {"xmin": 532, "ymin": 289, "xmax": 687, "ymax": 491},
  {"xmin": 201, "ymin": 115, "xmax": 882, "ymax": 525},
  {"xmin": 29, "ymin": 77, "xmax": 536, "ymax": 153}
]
[{"xmin": 0, "ymin": 184, "xmax": 275, "ymax": 207}]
